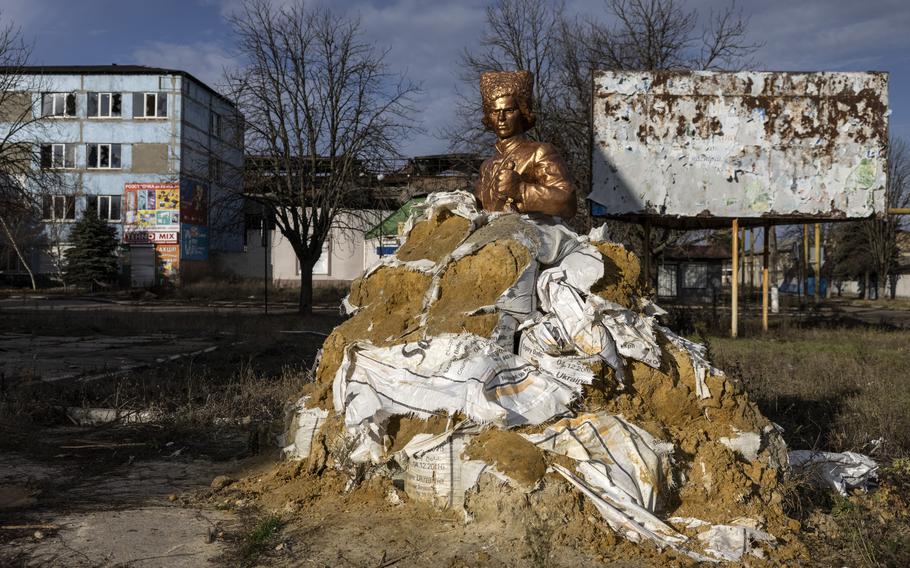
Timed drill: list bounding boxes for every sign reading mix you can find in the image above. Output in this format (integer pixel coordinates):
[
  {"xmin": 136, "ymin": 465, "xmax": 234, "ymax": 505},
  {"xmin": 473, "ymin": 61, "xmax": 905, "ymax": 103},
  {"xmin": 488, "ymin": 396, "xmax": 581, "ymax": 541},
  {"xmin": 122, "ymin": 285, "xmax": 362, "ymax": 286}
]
[{"xmin": 123, "ymin": 183, "xmax": 180, "ymax": 244}]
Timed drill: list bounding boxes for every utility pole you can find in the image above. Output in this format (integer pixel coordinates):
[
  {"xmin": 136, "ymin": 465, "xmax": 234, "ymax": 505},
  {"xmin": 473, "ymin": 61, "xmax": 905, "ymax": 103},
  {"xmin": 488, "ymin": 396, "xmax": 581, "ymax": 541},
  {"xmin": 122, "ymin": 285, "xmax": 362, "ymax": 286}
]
[{"xmin": 261, "ymin": 209, "xmax": 269, "ymax": 315}]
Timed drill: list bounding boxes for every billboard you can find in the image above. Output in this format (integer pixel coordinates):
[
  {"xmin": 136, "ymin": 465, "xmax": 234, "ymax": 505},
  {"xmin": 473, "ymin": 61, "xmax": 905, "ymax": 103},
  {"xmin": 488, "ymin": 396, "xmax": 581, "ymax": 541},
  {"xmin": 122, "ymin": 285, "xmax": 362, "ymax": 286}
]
[
  {"xmin": 123, "ymin": 182, "xmax": 180, "ymax": 244},
  {"xmin": 589, "ymin": 71, "xmax": 888, "ymax": 224}
]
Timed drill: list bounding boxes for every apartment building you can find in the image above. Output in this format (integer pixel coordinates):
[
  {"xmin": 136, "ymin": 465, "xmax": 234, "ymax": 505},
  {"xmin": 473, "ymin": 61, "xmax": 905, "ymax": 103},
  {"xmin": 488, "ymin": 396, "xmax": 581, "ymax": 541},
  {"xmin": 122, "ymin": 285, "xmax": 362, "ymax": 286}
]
[{"xmin": 0, "ymin": 65, "xmax": 244, "ymax": 286}]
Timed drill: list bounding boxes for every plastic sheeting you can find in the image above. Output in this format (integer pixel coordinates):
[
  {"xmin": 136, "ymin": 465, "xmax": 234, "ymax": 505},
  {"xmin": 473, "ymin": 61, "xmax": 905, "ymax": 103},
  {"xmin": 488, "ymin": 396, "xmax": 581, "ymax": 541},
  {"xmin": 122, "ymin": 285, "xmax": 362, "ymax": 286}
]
[{"xmin": 788, "ymin": 450, "xmax": 878, "ymax": 496}]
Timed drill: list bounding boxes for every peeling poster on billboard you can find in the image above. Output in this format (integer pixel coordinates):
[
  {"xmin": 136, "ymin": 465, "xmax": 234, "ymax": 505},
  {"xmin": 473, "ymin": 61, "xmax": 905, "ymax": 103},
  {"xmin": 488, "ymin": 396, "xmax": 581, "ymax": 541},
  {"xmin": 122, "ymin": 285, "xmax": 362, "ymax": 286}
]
[{"xmin": 589, "ymin": 71, "xmax": 888, "ymax": 221}]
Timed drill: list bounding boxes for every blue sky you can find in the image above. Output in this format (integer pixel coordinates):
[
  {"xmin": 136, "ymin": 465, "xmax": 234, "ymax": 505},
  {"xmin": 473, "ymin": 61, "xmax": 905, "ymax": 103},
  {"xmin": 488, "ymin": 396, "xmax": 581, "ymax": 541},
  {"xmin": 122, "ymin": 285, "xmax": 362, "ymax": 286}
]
[{"xmin": 6, "ymin": 0, "xmax": 909, "ymax": 156}]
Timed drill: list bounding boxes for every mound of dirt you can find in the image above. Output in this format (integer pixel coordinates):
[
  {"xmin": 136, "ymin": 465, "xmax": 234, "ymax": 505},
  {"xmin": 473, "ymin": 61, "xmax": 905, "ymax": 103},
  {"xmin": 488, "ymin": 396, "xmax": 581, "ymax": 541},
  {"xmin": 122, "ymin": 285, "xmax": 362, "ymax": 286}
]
[
  {"xmin": 395, "ymin": 210, "xmax": 473, "ymax": 263},
  {"xmin": 283, "ymin": 192, "xmax": 803, "ymax": 564}
]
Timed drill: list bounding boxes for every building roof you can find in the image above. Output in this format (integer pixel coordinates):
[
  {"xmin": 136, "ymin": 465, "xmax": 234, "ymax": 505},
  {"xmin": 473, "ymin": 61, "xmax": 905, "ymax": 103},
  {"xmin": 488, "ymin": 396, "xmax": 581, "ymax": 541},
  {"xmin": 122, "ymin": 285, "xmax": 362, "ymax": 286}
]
[
  {"xmin": 663, "ymin": 244, "xmax": 732, "ymax": 261},
  {"xmin": 365, "ymin": 197, "xmax": 426, "ymax": 239},
  {"xmin": 0, "ymin": 64, "xmax": 235, "ymax": 108}
]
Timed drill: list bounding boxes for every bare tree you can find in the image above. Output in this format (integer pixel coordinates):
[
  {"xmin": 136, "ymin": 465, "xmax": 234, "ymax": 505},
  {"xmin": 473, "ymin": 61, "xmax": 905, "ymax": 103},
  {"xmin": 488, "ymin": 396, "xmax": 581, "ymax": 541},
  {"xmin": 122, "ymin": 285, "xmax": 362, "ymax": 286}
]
[
  {"xmin": 0, "ymin": 17, "xmax": 40, "ymax": 288},
  {"xmin": 862, "ymin": 138, "xmax": 910, "ymax": 299},
  {"xmin": 0, "ymin": 15, "xmax": 75, "ymax": 289},
  {"xmin": 451, "ymin": 0, "xmax": 759, "ymax": 273},
  {"xmin": 828, "ymin": 139, "xmax": 910, "ymax": 299},
  {"xmin": 224, "ymin": 0, "xmax": 418, "ymax": 313}
]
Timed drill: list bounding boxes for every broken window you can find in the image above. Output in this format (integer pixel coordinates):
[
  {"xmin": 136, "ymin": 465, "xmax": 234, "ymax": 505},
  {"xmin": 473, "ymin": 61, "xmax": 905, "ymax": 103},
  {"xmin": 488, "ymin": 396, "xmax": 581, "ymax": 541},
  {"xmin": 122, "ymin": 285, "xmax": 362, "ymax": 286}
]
[
  {"xmin": 85, "ymin": 195, "xmax": 122, "ymax": 221},
  {"xmin": 87, "ymin": 92, "xmax": 122, "ymax": 118},
  {"xmin": 210, "ymin": 112, "xmax": 221, "ymax": 138},
  {"xmin": 40, "ymin": 143, "xmax": 75, "ymax": 169},
  {"xmin": 682, "ymin": 263, "xmax": 708, "ymax": 289},
  {"xmin": 41, "ymin": 93, "xmax": 76, "ymax": 117},
  {"xmin": 41, "ymin": 195, "xmax": 76, "ymax": 221},
  {"xmin": 135, "ymin": 92, "xmax": 168, "ymax": 118},
  {"xmin": 209, "ymin": 158, "xmax": 221, "ymax": 184},
  {"xmin": 86, "ymin": 143, "xmax": 122, "ymax": 169}
]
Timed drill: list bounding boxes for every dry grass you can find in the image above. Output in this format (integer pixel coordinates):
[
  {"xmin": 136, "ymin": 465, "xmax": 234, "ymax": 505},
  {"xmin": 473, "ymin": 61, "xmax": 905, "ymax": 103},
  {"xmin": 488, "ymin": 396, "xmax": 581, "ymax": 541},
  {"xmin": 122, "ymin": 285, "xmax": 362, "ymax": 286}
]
[
  {"xmin": 708, "ymin": 326, "xmax": 910, "ymax": 459},
  {"xmin": 706, "ymin": 325, "xmax": 910, "ymax": 567}
]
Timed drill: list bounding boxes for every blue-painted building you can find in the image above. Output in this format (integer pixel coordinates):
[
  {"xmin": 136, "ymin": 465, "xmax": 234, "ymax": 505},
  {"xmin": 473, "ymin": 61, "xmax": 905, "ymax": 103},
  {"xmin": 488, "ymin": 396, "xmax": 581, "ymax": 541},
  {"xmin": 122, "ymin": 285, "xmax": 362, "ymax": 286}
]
[{"xmin": 0, "ymin": 65, "xmax": 244, "ymax": 287}]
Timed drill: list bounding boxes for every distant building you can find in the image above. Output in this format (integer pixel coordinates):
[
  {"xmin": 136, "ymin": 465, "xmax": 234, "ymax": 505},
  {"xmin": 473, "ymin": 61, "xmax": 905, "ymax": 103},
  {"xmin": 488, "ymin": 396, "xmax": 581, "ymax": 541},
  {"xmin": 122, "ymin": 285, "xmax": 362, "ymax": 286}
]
[
  {"xmin": 0, "ymin": 65, "xmax": 244, "ymax": 287},
  {"xmin": 657, "ymin": 245, "xmax": 728, "ymax": 302},
  {"xmin": 217, "ymin": 154, "xmax": 478, "ymax": 287}
]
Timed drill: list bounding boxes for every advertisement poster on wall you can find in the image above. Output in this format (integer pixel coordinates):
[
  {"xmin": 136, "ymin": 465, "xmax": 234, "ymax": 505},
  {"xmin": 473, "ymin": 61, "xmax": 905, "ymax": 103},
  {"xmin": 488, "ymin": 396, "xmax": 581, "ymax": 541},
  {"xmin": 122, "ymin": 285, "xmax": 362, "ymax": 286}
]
[
  {"xmin": 155, "ymin": 244, "xmax": 180, "ymax": 286},
  {"xmin": 181, "ymin": 224, "xmax": 209, "ymax": 261},
  {"xmin": 123, "ymin": 182, "xmax": 179, "ymax": 244},
  {"xmin": 180, "ymin": 180, "xmax": 208, "ymax": 226}
]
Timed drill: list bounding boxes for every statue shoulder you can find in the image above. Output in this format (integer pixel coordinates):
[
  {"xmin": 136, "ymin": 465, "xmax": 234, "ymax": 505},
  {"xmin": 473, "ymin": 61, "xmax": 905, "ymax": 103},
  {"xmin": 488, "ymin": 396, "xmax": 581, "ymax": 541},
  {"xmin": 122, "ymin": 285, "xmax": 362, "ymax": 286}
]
[{"xmin": 530, "ymin": 140, "xmax": 558, "ymax": 157}]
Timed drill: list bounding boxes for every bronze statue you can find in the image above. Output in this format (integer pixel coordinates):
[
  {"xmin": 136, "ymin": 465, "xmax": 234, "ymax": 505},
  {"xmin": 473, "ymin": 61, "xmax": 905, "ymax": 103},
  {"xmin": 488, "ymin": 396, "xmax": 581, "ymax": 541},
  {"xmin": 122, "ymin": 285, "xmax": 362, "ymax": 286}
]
[{"xmin": 474, "ymin": 70, "xmax": 576, "ymax": 219}]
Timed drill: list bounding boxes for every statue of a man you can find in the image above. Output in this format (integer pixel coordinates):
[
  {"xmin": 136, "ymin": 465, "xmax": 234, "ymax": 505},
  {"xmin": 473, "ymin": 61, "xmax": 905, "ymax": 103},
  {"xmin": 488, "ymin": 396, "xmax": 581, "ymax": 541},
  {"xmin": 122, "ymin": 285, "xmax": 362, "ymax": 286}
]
[{"xmin": 474, "ymin": 70, "xmax": 577, "ymax": 219}]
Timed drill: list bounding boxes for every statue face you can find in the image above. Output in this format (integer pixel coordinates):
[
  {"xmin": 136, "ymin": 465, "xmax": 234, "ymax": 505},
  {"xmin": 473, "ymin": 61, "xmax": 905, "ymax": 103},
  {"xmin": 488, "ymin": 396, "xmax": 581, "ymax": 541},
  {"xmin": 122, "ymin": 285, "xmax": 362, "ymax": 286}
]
[{"xmin": 489, "ymin": 95, "xmax": 524, "ymax": 139}]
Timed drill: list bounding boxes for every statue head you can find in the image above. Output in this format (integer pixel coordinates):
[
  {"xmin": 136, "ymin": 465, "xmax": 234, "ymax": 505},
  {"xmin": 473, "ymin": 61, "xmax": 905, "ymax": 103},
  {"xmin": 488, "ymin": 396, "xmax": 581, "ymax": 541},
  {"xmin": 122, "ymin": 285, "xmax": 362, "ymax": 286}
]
[{"xmin": 480, "ymin": 70, "xmax": 536, "ymax": 138}]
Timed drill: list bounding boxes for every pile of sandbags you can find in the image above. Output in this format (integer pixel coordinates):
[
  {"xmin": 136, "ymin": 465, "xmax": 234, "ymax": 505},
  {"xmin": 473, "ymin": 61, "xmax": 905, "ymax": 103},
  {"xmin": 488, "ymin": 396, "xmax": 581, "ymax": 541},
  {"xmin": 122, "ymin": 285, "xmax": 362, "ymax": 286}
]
[{"xmin": 286, "ymin": 191, "xmax": 803, "ymax": 563}]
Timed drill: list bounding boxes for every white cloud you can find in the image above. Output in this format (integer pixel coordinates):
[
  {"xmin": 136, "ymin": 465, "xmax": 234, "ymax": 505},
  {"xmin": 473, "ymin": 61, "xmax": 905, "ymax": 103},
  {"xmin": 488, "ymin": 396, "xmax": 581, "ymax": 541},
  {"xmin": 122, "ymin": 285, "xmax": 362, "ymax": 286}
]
[{"xmin": 130, "ymin": 40, "xmax": 238, "ymax": 93}]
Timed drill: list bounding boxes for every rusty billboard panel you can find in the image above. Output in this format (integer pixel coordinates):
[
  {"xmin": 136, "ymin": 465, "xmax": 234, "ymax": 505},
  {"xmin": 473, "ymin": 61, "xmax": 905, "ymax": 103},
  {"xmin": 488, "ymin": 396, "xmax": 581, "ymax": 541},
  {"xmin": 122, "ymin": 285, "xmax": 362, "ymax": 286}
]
[{"xmin": 589, "ymin": 71, "xmax": 888, "ymax": 224}]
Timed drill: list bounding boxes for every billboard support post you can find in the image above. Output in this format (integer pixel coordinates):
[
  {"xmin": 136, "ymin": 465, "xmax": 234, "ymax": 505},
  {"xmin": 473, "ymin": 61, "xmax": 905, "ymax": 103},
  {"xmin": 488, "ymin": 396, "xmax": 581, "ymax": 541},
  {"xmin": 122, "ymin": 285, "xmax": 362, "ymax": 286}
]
[
  {"xmin": 815, "ymin": 223, "xmax": 822, "ymax": 304},
  {"xmin": 731, "ymin": 218, "xmax": 739, "ymax": 338},
  {"xmin": 763, "ymin": 223, "xmax": 770, "ymax": 332}
]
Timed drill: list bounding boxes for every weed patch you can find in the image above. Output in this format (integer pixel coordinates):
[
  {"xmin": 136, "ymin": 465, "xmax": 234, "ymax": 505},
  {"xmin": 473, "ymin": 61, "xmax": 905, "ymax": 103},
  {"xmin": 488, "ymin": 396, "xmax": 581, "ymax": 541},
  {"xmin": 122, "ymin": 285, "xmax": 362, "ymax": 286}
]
[{"xmin": 239, "ymin": 514, "xmax": 283, "ymax": 567}]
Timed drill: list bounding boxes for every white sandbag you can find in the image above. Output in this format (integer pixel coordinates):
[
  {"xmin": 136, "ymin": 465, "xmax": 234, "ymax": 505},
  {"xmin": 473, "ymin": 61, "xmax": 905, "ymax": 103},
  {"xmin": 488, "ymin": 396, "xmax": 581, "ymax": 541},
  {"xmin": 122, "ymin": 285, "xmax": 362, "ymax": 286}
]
[
  {"xmin": 282, "ymin": 397, "xmax": 329, "ymax": 460},
  {"xmin": 403, "ymin": 433, "xmax": 487, "ymax": 510},
  {"xmin": 788, "ymin": 450, "xmax": 878, "ymax": 495},
  {"xmin": 524, "ymin": 412, "xmax": 673, "ymax": 512},
  {"xmin": 552, "ymin": 464, "xmax": 714, "ymax": 563},
  {"xmin": 403, "ymin": 190, "xmax": 484, "ymax": 237},
  {"xmin": 697, "ymin": 523, "xmax": 776, "ymax": 561},
  {"xmin": 592, "ymin": 297, "xmax": 663, "ymax": 368},
  {"xmin": 333, "ymin": 334, "xmax": 578, "ymax": 433},
  {"xmin": 518, "ymin": 331, "xmax": 597, "ymax": 388}
]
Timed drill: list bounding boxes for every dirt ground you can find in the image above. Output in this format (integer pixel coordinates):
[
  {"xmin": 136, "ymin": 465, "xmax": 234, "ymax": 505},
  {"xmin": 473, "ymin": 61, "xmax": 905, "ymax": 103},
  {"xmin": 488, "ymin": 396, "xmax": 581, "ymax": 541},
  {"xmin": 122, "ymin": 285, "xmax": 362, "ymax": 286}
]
[{"xmin": 2, "ymin": 294, "xmax": 910, "ymax": 567}]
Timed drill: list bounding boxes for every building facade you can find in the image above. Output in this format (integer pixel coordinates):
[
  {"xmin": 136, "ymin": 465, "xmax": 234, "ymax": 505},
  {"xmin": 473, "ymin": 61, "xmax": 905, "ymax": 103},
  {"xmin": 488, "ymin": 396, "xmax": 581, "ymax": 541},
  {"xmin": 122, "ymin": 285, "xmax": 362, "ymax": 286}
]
[{"xmin": 0, "ymin": 65, "xmax": 244, "ymax": 287}]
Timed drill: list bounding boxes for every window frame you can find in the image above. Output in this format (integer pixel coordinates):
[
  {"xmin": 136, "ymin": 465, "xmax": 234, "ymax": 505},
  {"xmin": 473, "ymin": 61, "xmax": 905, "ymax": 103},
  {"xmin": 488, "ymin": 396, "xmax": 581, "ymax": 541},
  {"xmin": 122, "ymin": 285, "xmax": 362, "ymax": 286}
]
[
  {"xmin": 210, "ymin": 111, "xmax": 221, "ymax": 139},
  {"xmin": 86, "ymin": 194, "xmax": 122, "ymax": 222},
  {"xmin": 87, "ymin": 92, "xmax": 122, "ymax": 118},
  {"xmin": 40, "ymin": 143, "xmax": 75, "ymax": 169},
  {"xmin": 139, "ymin": 92, "xmax": 168, "ymax": 119},
  {"xmin": 86, "ymin": 143, "xmax": 122, "ymax": 169},
  {"xmin": 41, "ymin": 92, "xmax": 76, "ymax": 118},
  {"xmin": 681, "ymin": 262, "xmax": 709, "ymax": 290},
  {"xmin": 209, "ymin": 157, "xmax": 221, "ymax": 184},
  {"xmin": 42, "ymin": 195, "xmax": 76, "ymax": 221}
]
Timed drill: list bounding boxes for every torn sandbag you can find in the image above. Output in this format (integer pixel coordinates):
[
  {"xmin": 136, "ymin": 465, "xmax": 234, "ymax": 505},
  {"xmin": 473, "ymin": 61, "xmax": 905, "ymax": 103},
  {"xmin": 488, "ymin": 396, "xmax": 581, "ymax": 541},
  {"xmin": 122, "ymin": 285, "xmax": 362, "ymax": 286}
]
[
  {"xmin": 658, "ymin": 326, "xmax": 723, "ymax": 399},
  {"xmin": 591, "ymin": 296, "xmax": 662, "ymax": 368},
  {"xmin": 402, "ymin": 432, "xmax": 487, "ymax": 510},
  {"xmin": 788, "ymin": 450, "xmax": 878, "ymax": 495},
  {"xmin": 332, "ymin": 334, "xmax": 578, "ymax": 433},
  {"xmin": 696, "ymin": 522, "xmax": 776, "ymax": 561},
  {"xmin": 281, "ymin": 397, "xmax": 329, "ymax": 460},
  {"xmin": 719, "ymin": 429, "xmax": 762, "ymax": 462},
  {"xmin": 524, "ymin": 413, "xmax": 673, "ymax": 512},
  {"xmin": 552, "ymin": 464, "xmax": 714, "ymax": 563}
]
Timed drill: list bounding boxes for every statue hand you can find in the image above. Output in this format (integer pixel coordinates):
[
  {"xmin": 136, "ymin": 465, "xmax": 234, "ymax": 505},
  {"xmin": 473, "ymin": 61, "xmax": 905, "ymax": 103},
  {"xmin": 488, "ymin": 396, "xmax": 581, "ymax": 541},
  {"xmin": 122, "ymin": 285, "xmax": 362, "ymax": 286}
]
[{"xmin": 495, "ymin": 168, "xmax": 522, "ymax": 200}]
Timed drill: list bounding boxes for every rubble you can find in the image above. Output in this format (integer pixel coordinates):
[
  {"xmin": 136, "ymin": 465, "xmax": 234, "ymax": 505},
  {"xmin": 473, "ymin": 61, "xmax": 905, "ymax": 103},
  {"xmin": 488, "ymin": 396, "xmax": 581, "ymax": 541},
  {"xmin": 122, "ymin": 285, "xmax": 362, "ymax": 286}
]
[{"xmin": 285, "ymin": 190, "xmax": 812, "ymax": 563}]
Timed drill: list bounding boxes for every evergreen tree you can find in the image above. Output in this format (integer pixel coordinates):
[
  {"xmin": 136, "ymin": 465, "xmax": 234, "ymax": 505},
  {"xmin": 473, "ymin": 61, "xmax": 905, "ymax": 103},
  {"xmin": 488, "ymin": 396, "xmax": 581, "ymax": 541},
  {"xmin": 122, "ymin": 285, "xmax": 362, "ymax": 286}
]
[{"xmin": 64, "ymin": 212, "xmax": 119, "ymax": 290}]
